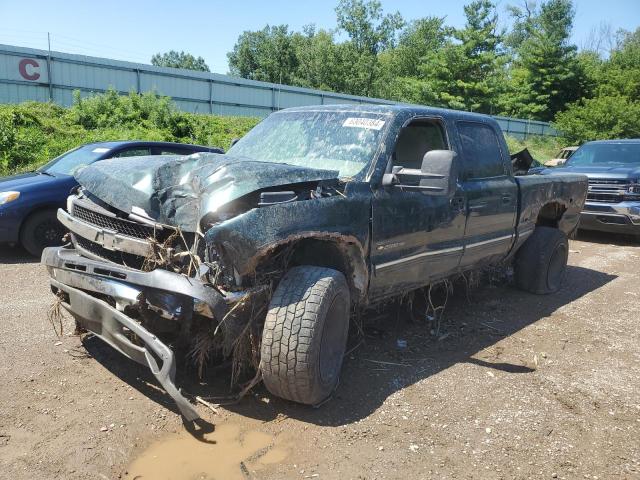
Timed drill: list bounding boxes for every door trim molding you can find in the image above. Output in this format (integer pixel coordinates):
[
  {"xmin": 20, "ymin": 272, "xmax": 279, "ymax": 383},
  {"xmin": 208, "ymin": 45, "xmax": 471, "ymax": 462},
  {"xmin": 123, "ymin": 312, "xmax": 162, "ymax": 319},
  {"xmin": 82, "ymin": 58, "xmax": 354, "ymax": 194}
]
[
  {"xmin": 375, "ymin": 245, "xmax": 463, "ymax": 272},
  {"xmin": 464, "ymin": 234, "xmax": 513, "ymax": 249}
]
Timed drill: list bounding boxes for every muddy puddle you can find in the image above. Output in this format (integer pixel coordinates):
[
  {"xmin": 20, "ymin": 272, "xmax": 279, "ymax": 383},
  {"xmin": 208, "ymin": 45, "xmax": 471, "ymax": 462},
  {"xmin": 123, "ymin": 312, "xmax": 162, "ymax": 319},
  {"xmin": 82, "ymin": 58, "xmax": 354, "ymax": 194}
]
[{"xmin": 125, "ymin": 423, "xmax": 288, "ymax": 480}]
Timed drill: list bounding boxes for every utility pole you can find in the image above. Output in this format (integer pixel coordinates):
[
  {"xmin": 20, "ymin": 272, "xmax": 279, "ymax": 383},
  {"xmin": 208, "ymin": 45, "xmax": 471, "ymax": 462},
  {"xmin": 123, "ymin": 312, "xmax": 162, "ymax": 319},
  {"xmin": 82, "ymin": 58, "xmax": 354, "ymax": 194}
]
[{"xmin": 46, "ymin": 32, "xmax": 53, "ymax": 102}]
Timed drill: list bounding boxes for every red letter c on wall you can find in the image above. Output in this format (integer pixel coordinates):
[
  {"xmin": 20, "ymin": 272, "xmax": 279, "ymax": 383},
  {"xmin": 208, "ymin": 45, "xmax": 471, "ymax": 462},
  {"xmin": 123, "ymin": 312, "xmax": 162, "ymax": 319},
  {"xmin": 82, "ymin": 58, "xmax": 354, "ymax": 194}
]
[{"xmin": 19, "ymin": 59, "xmax": 41, "ymax": 81}]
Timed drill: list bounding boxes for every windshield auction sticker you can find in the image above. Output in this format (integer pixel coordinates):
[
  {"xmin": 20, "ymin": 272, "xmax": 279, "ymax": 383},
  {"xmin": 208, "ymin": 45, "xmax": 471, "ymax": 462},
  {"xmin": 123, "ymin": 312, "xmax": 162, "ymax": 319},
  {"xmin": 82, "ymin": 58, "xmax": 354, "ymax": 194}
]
[{"xmin": 343, "ymin": 117, "xmax": 386, "ymax": 130}]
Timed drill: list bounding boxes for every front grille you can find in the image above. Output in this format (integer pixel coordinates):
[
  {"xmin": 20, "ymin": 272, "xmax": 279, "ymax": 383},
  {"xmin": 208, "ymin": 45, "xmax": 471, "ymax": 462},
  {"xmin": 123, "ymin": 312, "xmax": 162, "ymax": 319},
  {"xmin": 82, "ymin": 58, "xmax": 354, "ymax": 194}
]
[
  {"xmin": 74, "ymin": 235, "xmax": 145, "ymax": 270},
  {"xmin": 587, "ymin": 178, "xmax": 632, "ymax": 204},
  {"xmin": 587, "ymin": 193, "xmax": 625, "ymax": 203},
  {"xmin": 588, "ymin": 178, "xmax": 628, "ymax": 185},
  {"xmin": 72, "ymin": 203, "xmax": 165, "ymax": 240}
]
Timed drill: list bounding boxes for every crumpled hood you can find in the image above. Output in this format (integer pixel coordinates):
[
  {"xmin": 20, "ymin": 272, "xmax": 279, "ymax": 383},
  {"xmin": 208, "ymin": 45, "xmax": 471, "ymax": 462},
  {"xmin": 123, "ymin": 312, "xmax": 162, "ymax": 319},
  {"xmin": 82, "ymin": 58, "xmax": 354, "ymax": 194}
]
[{"xmin": 75, "ymin": 152, "xmax": 339, "ymax": 232}]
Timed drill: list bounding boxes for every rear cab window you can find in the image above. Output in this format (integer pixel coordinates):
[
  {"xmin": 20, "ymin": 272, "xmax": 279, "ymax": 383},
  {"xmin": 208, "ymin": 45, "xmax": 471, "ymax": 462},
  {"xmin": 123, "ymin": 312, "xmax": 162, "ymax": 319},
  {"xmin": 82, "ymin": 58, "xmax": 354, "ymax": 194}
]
[{"xmin": 457, "ymin": 122, "xmax": 506, "ymax": 179}]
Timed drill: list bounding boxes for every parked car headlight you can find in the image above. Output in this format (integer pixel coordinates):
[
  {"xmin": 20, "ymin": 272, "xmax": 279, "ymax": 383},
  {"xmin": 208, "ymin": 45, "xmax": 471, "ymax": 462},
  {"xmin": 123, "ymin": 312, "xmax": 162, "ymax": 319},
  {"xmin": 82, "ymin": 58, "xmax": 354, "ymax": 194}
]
[{"xmin": 0, "ymin": 191, "xmax": 20, "ymax": 206}]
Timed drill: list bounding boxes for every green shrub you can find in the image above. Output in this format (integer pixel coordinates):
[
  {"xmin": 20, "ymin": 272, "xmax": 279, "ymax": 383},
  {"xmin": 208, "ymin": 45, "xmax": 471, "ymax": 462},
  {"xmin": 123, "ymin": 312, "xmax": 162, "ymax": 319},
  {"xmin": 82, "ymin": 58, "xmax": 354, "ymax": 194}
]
[
  {"xmin": 553, "ymin": 95, "xmax": 640, "ymax": 144},
  {"xmin": 0, "ymin": 91, "xmax": 260, "ymax": 176}
]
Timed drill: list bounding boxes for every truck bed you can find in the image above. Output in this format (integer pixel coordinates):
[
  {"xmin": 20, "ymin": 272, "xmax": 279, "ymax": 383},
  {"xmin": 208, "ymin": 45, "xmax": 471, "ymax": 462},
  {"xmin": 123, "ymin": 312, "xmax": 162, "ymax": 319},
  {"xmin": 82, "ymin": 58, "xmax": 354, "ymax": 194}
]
[{"xmin": 514, "ymin": 173, "xmax": 589, "ymax": 248}]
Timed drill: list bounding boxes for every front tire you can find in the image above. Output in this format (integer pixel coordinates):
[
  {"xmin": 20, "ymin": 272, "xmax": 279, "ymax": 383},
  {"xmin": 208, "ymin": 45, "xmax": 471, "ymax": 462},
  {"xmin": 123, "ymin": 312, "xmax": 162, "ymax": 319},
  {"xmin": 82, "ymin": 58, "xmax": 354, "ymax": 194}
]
[
  {"xmin": 515, "ymin": 226, "xmax": 569, "ymax": 294},
  {"xmin": 260, "ymin": 266, "xmax": 350, "ymax": 405},
  {"xmin": 20, "ymin": 209, "xmax": 66, "ymax": 257}
]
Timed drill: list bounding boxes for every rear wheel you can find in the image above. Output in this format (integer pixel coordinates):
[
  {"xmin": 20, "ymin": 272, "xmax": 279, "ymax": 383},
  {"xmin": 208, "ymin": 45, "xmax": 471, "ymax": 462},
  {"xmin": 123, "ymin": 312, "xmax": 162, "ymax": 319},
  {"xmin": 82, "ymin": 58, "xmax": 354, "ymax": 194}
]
[
  {"xmin": 260, "ymin": 266, "xmax": 350, "ymax": 405},
  {"xmin": 20, "ymin": 209, "xmax": 66, "ymax": 257},
  {"xmin": 515, "ymin": 226, "xmax": 568, "ymax": 294}
]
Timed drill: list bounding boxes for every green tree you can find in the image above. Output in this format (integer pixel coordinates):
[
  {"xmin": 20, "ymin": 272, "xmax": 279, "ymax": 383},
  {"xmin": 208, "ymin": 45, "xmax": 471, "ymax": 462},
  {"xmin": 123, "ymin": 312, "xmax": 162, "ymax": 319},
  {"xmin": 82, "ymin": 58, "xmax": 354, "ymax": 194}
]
[
  {"xmin": 501, "ymin": 0, "xmax": 586, "ymax": 121},
  {"xmin": 376, "ymin": 17, "xmax": 447, "ymax": 103},
  {"xmin": 427, "ymin": 0, "xmax": 505, "ymax": 113},
  {"xmin": 334, "ymin": 0, "xmax": 404, "ymax": 96},
  {"xmin": 554, "ymin": 27, "xmax": 640, "ymax": 142},
  {"xmin": 150, "ymin": 50, "xmax": 210, "ymax": 72},
  {"xmin": 227, "ymin": 25, "xmax": 298, "ymax": 84},
  {"xmin": 292, "ymin": 26, "xmax": 351, "ymax": 92},
  {"xmin": 554, "ymin": 95, "xmax": 640, "ymax": 143}
]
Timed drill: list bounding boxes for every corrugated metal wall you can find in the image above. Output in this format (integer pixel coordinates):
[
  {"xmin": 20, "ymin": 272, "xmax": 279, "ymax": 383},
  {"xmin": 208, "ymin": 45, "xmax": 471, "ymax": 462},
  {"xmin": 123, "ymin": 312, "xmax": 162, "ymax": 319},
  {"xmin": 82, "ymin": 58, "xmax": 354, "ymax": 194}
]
[{"xmin": 0, "ymin": 43, "xmax": 559, "ymax": 139}]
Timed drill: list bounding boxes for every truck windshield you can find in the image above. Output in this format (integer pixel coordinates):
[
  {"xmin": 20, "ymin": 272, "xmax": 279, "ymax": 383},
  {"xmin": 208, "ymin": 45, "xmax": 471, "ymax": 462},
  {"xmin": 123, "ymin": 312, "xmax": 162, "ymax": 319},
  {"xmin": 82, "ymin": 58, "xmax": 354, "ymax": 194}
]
[
  {"xmin": 38, "ymin": 145, "xmax": 110, "ymax": 176},
  {"xmin": 226, "ymin": 111, "xmax": 390, "ymax": 178},
  {"xmin": 566, "ymin": 143, "xmax": 640, "ymax": 167}
]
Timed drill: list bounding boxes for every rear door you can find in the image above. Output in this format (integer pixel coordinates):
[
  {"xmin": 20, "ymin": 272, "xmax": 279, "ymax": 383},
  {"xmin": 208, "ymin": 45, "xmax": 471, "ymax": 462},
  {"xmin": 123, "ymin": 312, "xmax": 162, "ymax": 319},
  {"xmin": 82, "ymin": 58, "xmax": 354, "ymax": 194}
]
[
  {"xmin": 456, "ymin": 121, "xmax": 517, "ymax": 268},
  {"xmin": 369, "ymin": 117, "xmax": 467, "ymax": 299}
]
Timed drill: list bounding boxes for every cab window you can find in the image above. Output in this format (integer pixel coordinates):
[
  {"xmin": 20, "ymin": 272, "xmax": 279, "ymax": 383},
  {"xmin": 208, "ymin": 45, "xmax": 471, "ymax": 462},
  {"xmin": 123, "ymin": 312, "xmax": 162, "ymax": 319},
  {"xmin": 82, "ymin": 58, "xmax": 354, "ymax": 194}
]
[
  {"xmin": 393, "ymin": 119, "xmax": 447, "ymax": 170},
  {"xmin": 457, "ymin": 122, "xmax": 505, "ymax": 179}
]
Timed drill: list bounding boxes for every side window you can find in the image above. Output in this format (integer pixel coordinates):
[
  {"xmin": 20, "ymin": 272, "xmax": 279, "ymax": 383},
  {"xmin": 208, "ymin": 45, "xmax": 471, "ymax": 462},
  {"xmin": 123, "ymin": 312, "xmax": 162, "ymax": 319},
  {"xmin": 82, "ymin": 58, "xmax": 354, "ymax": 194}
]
[
  {"xmin": 112, "ymin": 147, "xmax": 151, "ymax": 158},
  {"xmin": 393, "ymin": 119, "xmax": 447, "ymax": 170},
  {"xmin": 457, "ymin": 122, "xmax": 505, "ymax": 179}
]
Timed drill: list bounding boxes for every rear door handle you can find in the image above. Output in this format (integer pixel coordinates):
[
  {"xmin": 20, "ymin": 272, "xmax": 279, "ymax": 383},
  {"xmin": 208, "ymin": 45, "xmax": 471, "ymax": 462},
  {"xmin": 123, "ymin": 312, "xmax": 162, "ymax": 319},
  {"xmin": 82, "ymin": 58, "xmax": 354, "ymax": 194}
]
[{"xmin": 502, "ymin": 195, "xmax": 512, "ymax": 204}]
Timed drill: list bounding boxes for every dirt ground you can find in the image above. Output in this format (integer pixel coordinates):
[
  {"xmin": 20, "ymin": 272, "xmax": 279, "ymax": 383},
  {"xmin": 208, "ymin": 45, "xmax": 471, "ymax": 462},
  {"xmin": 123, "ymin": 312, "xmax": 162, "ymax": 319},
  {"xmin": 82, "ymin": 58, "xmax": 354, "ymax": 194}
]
[{"xmin": 0, "ymin": 231, "xmax": 638, "ymax": 480}]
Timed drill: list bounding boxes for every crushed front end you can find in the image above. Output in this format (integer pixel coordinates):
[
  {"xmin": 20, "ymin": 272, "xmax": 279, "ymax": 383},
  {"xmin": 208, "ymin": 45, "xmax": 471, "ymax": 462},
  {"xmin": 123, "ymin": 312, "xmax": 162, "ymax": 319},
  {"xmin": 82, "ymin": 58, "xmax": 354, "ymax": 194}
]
[{"xmin": 42, "ymin": 191, "xmax": 258, "ymax": 421}]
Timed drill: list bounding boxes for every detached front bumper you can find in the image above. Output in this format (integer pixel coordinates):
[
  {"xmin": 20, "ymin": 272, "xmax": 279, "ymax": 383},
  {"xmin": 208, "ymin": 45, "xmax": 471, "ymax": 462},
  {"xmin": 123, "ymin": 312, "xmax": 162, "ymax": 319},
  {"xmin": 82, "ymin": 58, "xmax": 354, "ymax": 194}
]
[
  {"xmin": 42, "ymin": 246, "xmax": 231, "ymax": 421},
  {"xmin": 580, "ymin": 201, "xmax": 640, "ymax": 235}
]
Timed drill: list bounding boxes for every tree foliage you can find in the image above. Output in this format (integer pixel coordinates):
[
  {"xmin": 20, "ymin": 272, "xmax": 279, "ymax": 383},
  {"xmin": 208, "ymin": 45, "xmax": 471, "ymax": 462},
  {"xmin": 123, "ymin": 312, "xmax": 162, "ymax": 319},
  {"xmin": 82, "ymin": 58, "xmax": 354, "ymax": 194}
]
[
  {"xmin": 151, "ymin": 50, "xmax": 210, "ymax": 72},
  {"xmin": 227, "ymin": 25, "xmax": 298, "ymax": 84},
  {"xmin": 554, "ymin": 27, "xmax": 640, "ymax": 142},
  {"xmin": 428, "ymin": 0, "xmax": 506, "ymax": 113},
  {"xmin": 500, "ymin": 0, "xmax": 588, "ymax": 121}
]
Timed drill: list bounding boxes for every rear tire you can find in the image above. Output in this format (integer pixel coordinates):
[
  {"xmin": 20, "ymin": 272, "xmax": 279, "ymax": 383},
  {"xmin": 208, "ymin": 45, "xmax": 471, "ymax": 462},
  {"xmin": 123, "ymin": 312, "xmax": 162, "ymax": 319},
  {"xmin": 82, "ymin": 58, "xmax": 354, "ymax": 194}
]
[
  {"xmin": 260, "ymin": 266, "xmax": 350, "ymax": 405},
  {"xmin": 515, "ymin": 226, "xmax": 568, "ymax": 294},
  {"xmin": 20, "ymin": 209, "xmax": 66, "ymax": 257}
]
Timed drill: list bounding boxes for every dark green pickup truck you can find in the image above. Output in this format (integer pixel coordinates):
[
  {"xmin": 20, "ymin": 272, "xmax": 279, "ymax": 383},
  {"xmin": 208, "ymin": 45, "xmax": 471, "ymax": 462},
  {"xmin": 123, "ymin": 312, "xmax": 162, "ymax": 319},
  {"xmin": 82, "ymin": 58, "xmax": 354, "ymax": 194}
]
[{"xmin": 42, "ymin": 105, "xmax": 588, "ymax": 420}]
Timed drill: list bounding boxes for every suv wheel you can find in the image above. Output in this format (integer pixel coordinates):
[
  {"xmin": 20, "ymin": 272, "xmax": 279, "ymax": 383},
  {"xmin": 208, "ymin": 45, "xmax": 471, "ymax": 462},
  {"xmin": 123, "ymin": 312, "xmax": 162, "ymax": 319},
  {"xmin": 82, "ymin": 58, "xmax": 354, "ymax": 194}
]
[{"xmin": 260, "ymin": 266, "xmax": 350, "ymax": 405}]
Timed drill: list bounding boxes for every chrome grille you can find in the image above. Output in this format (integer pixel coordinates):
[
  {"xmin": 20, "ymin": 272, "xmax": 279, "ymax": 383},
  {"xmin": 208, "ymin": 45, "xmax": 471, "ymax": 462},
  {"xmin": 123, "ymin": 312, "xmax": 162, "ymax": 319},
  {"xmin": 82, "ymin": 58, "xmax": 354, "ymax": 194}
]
[
  {"xmin": 74, "ymin": 235, "xmax": 145, "ymax": 269},
  {"xmin": 72, "ymin": 203, "xmax": 158, "ymax": 240},
  {"xmin": 587, "ymin": 178, "xmax": 632, "ymax": 204}
]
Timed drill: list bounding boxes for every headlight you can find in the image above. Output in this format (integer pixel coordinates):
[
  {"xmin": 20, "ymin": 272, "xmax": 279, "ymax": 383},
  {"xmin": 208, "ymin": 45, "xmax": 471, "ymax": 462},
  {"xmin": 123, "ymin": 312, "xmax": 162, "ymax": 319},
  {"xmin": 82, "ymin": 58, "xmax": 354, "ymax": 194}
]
[{"xmin": 0, "ymin": 191, "xmax": 20, "ymax": 206}]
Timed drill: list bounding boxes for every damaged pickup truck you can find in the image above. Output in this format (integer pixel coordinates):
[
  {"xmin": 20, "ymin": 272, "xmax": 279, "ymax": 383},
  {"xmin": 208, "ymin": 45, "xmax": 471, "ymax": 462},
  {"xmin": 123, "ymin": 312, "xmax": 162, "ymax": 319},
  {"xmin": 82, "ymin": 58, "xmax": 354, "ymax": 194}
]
[{"xmin": 42, "ymin": 105, "xmax": 588, "ymax": 421}]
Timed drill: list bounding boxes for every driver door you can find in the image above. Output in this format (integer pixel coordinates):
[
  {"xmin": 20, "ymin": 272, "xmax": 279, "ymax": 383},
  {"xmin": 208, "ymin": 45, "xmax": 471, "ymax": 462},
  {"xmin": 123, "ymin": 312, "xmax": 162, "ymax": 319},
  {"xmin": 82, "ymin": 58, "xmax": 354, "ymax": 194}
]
[{"xmin": 369, "ymin": 118, "xmax": 467, "ymax": 300}]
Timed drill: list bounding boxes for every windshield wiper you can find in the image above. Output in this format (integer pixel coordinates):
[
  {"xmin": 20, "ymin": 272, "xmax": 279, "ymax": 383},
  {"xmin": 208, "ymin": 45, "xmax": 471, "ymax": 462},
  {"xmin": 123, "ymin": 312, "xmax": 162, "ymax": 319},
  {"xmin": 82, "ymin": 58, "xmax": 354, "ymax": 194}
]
[{"xmin": 35, "ymin": 170, "xmax": 55, "ymax": 177}]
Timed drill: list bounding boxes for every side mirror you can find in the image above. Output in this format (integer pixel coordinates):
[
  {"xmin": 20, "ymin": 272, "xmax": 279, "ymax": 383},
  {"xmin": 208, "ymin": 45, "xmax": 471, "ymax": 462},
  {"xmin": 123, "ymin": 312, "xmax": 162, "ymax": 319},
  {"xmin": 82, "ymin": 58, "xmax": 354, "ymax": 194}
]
[
  {"xmin": 382, "ymin": 150, "xmax": 457, "ymax": 197},
  {"xmin": 419, "ymin": 150, "xmax": 457, "ymax": 196}
]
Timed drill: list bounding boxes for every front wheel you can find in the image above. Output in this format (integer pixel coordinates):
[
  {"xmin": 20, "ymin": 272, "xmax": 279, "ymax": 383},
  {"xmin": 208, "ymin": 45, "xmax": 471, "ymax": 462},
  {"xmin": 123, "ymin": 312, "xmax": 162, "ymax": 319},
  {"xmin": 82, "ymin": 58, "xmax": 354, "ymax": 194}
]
[
  {"xmin": 20, "ymin": 209, "xmax": 66, "ymax": 257},
  {"xmin": 514, "ymin": 226, "xmax": 569, "ymax": 294},
  {"xmin": 260, "ymin": 266, "xmax": 351, "ymax": 405}
]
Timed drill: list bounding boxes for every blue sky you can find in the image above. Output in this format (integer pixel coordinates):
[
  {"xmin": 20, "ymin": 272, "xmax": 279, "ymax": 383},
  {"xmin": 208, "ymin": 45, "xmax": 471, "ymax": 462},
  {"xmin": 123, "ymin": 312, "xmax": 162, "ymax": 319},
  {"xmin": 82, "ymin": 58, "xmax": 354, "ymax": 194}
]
[{"xmin": 1, "ymin": 0, "xmax": 638, "ymax": 73}]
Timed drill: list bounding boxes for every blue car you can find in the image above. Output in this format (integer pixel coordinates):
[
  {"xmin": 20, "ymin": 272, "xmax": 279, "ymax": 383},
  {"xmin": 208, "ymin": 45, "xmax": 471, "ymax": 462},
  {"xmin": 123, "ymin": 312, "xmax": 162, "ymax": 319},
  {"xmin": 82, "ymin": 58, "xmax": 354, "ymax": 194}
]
[{"xmin": 0, "ymin": 140, "xmax": 222, "ymax": 256}]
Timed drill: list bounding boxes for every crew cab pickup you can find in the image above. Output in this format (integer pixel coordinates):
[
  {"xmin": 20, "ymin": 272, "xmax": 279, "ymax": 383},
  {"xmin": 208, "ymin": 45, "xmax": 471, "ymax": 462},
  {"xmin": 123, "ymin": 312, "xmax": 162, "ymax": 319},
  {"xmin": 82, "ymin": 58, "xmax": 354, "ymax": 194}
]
[{"xmin": 42, "ymin": 105, "xmax": 588, "ymax": 420}]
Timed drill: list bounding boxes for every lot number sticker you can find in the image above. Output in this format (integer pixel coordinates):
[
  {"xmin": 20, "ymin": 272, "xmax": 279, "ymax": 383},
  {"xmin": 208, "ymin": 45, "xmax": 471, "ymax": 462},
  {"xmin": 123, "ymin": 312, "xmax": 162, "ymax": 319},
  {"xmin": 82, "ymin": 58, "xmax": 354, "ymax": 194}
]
[{"xmin": 343, "ymin": 117, "xmax": 386, "ymax": 130}]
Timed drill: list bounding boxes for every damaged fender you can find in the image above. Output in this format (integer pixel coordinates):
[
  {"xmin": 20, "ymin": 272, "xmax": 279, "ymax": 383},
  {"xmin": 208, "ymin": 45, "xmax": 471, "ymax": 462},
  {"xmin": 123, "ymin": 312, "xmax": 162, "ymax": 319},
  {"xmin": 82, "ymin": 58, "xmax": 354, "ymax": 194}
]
[{"xmin": 205, "ymin": 184, "xmax": 372, "ymax": 300}]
